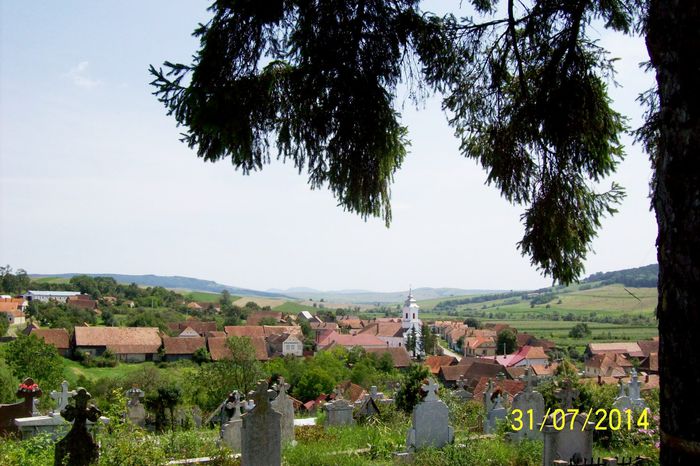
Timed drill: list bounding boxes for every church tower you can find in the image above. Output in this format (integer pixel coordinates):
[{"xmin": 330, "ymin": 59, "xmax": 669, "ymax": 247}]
[
  {"xmin": 401, "ymin": 288, "xmax": 421, "ymax": 330},
  {"xmin": 402, "ymin": 288, "xmax": 423, "ymax": 356}
]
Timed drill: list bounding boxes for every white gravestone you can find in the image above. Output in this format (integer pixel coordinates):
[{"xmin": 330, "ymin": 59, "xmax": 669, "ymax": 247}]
[
  {"xmin": 627, "ymin": 369, "xmax": 647, "ymax": 411},
  {"xmin": 125, "ymin": 387, "xmax": 146, "ymax": 427},
  {"xmin": 406, "ymin": 379, "xmax": 454, "ymax": 450},
  {"xmin": 510, "ymin": 367, "xmax": 545, "ymax": 440},
  {"xmin": 612, "ymin": 380, "xmax": 633, "ymax": 413},
  {"xmin": 51, "ymin": 381, "xmax": 76, "ymax": 415},
  {"xmin": 542, "ymin": 413, "xmax": 594, "ymax": 466},
  {"xmin": 221, "ymin": 391, "xmax": 243, "ymax": 451},
  {"xmin": 325, "ymin": 388, "xmax": 355, "ymax": 427},
  {"xmin": 241, "ymin": 381, "xmax": 282, "ymax": 466},
  {"xmin": 484, "ymin": 380, "xmax": 507, "ymax": 434},
  {"xmin": 271, "ymin": 377, "xmax": 295, "ymax": 443}
]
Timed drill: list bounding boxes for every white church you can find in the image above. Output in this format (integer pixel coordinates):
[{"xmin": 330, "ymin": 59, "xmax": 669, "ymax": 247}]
[{"xmin": 401, "ymin": 290, "xmax": 423, "ymax": 356}]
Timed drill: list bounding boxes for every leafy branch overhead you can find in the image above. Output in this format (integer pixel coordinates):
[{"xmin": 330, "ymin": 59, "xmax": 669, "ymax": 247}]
[{"xmin": 150, "ymin": 0, "xmax": 643, "ymax": 284}]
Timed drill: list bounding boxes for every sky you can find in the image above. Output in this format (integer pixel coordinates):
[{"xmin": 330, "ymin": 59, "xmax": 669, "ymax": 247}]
[{"xmin": 0, "ymin": 1, "xmax": 657, "ymax": 293}]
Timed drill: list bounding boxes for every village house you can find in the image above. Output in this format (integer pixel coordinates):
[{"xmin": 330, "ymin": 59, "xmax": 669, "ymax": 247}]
[
  {"xmin": 438, "ymin": 357, "xmax": 508, "ymax": 388},
  {"xmin": 317, "ymin": 331, "xmax": 387, "ymax": 350},
  {"xmin": 167, "ymin": 320, "xmax": 217, "ymax": 337},
  {"xmin": 424, "ymin": 355, "xmax": 459, "ymax": 376},
  {"xmin": 66, "ymin": 295, "xmax": 98, "ymax": 311},
  {"xmin": 161, "ymin": 336, "xmax": 206, "ymax": 362},
  {"xmin": 0, "ymin": 297, "xmax": 28, "ymax": 311},
  {"xmin": 584, "ymin": 342, "xmax": 645, "ymax": 360},
  {"xmin": 23, "ymin": 290, "xmax": 81, "ymax": 303},
  {"xmin": 0, "ymin": 301, "xmax": 25, "ymax": 326},
  {"xmin": 26, "ymin": 328, "xmax": 71, "ymax": 356},
  {"xmin": 267, "ymin": 332, "xmax": 304, "ymax": 357},
  {"xmin": 584, "ymin": 352, "xmax": 633, "ymax": 377},
  {"xmin": 464, "ymin": 336, "xmax": 497, "ymax": 357},
  {"xmin": 483, "ymin": 345, "xmax": 549, "ymax": 367},
  {"xmin": 207, "ymin": 335, "xmax": 269, "ymax": 361},
  {"xmin": 365, "ymin": 346, "xmax": 412, "ymax": 369},
  {"xmin": 73, "ymin": 326, "xmax": 161, "ymax": 362},
  {"xmin": 356, "ymin": 321, "xmax": 406, "ymax": 347}
]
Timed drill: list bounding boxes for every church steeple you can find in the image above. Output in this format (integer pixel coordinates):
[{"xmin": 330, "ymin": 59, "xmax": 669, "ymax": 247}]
[{"xmin": 401, "ymin": 288, "xmax": 420, "ymax": 330}]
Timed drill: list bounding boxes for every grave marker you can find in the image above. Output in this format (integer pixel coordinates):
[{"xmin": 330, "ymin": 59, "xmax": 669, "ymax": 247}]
[
  {"xmin": 271, "ymin": 377, "xmax": 295, "ymax": 443},
  {"xmin": 54, "ymin": 388, "xmax": 102, "ymax": 466},
  {"xmin": 406, "ymin": 379, "xmax": 454, "ymax": 450},
  {"xmin": 241, "ymin": 381, "xmax": 282, "ymax": 466}
]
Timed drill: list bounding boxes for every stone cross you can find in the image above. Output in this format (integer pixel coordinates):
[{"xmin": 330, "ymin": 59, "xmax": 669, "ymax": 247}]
[
  {"xmin": 554, "ymin": 379, "xmax": 579, "ymax": 409},
  {"xmin": 628, "ymin": 369, "xmax": 641, "ymax": 400},
  {"xmin": 524, "ymin": 366, "xmax": 534, "ymax": 392},
  {"xmin": 241, "ymin": 380, "xmax": 282, "ymax": 466},
  {"xmin": 271, "ymin": 377, "xmax": 294, "ymax": 443},
  {"xmin": 456, "ymin": 376, "xmax": 466, "ymax": 391},
  {"xmin": 617, "ymin": 379, "xmax": 627, "ymax": 398},
  {"xmin": 483, "ymin": 379, "xmax": 495, "ymax": 410},
  {"xmin": 51, "ymin": 381, "xmax": 77, "ymax": 414},
  {"xmin": 422, "ymin": 379, "xmax": 439, "ymax": 402},
  {"xmin": 54, "ymin": 388, "xmax": 102, "ymax": 466},
  {"xmin": 370, "ymin": 386, "xmax": 379, "ymax": 399},
  {"xmin": 125, "ymin": 387, "xmax": 144, "ymax": 407}
]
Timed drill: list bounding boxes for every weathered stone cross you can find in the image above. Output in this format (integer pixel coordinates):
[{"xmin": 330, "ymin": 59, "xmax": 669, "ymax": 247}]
[
  {"xmin": 125, "ymin": 387, "xmax": 144, "ymax": 407},
  {"xmin": 524, "ymin": 366, "xmax": 534, "ymax": 392},
  {"xmin": 251, "ymin": 380, "xmax": 277, "ymax": 413},
  {"xmin": 554, "ymin": 379, "xmax": 579, "ymax": 409},
  {"xmin": 51, "ymin": 380, "xmax": 77, "ymax": 414},
  {"xmin": 422, "ymin": 379, "xmax": 439, "ymax": 402}
]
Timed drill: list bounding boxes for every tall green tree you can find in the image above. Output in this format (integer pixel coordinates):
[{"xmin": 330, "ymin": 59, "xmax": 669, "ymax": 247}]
[
  {"xmin": 496, "ymin": 328, "xmax": 517, "ymax": 354},
  {"xmin": 152, "ymin": 2, "xmax": 700, "ymax": 460},
  {"xmin": 2, "ymin": 335, "xmax": 63, "ymax": 392}
]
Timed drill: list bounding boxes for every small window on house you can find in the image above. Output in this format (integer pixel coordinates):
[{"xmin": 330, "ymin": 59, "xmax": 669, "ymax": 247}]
[{"xmin": 413, "ymin": 313, "xmax": 415, "ymax": 319}]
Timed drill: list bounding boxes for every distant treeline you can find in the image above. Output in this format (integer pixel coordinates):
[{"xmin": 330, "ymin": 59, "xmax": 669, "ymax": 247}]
[{"xmin": 583, "ymin": 263, "xmax": 658, "ymax": 288}]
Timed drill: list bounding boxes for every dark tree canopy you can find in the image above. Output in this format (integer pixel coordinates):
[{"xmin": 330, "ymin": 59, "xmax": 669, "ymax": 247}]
[
  {"xmin": 152, "ymin": 3, "xmax": 700, "ymax": 461},
  {"xmin": 150, "ymin": 0, "xmax": 641, "ymax": 285}
]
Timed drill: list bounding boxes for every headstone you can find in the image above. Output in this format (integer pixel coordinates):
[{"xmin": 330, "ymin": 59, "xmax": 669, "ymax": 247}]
[
  {"xmin": 271, "ymin": 377, "xmax": 295, "ymax": 443},
  {"xmin": 0, "ymin": 378, "xmax": 42, "ymax": 436},
  {"xmin": 221, "ymin": 391, "xmax": 243, "ymax": 451},
  {"xmin": 485, "ymin": 392, "xmax": 507, "ymax": 434},
  {"xmin": 54, "ymin": 388, "xmax": 102, "ymax": 466},
  {"xmin": 51, "ymin": 381, "xmax": 76, "ymax": 415},
  {"xmin": 454, "ymin": 376, "xmax": 473, "ymax": 401},
  {"xmin": 125, "ymin": 387, "xmax": 146, "ymax": 427},
  {"xmin": 627, "ymin": 369, "xmax": 647, "ymax": 411},
  {"xmin": 406, "ymin": 379, "xmax": 454, "ymax": 450},
  {"xmin": 510, "ymin": 367, "xmax": 545, "ymax": 440},
  {"xmin": 325, "ymin": 388, "xmax": 355, "ymax": 427},
  {"xmin": 356, "ymin": 394, "xmax": 381, "ymax": 420},
  {"xmin": 542, "ymin": 413, "xmax": 594, "ymax": 466},
  {"xmin": 612, "ymin": 380, "xmax": 633, "ymax": 413},
  {"xmin": 241, "ymin": 381, "xmax": 282, "ymax": 466}
]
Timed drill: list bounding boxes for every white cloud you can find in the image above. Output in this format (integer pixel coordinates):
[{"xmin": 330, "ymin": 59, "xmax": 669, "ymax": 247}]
[{"xmin": 64, "ymin": 61, "xmax": 101, "ymax": 89}]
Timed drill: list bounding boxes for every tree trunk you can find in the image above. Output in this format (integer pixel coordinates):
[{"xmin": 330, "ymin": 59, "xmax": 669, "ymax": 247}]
[{"xmin": 646, "ymin": 1, "xmax": 700, "ymax": 463}]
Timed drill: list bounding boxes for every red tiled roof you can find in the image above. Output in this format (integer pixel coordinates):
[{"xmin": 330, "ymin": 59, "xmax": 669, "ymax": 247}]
[
  {"xmin": 336, "ymin": 380, "xmax": 366, "ymax": 402},
  {"xmin": 637, "ymin": 339, "xmax": 659, "ymax": 358},
  {"xmin": 74, "ymin": 327, "xmax": 161, "ymax": 354},
  {"xmin": 318, "ymin": 331, "xmax": 386, "ymax": 348},
  {"xmin": 365, "ymin": 347, "xmax": 412, "ymax": 368},
  {"xmin": 224, "ymin": 326, "xmax": 266, "ymax": 338},
  {"xmin": 358, "ymin": 322, "xmax": 405, "ymax": 338},
  {"xmin": 162, "ymin": 336, "xmax": 206, "ymax": 355},
  {"xmin": 207, "ymin": 336, "xmax": 269, "ymax": 361},
  {"xmin": 0, "ymin": 302, "xmax": 21, "ymax": 312},
  {"xmin": 587, "ymin": 342, "xmax": 644, "ymax": 357},
  {"xmin": 424, "ymin": 355, "xmax": 458, "ymax": 374},
  {"xmin": 30, "ymin": 328, "xmax": 70, "ymax": 350},
  {"xmin": 472, "ymin": 377, "xmax": 525, "ymax": 403}
]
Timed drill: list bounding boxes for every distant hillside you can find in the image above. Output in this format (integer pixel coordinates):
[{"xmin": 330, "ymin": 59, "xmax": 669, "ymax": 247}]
[
  {"xmin": 265, "ymin": 287, "xmax": 500, "ymax": 304},
  {"xmin": 583, "ymin": 264, "xmax": 658, "ymax": 288},
  {"xmin": 29, "ymin": 273, "xmax": 289, "ymax": 299}
]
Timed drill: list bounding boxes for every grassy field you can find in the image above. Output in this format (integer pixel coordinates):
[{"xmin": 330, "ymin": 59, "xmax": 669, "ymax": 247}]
[
  {"xmin": 31, "ymin": 276, "xmax": 71, "ymax": 284},
  {"xmin": 183, "ymin": 291, "xmax": 234, "ymax": 303},
  {"xmin": 233, "ymin": 296, "xmax": 290, "ymax": 308},
  {"xmin": 62, "ymin": 359, "xmax": 161, "ymax": 384},
  {"xmin": 420, "ymin": 285, "xmax": 656, "ymax": 319},
  {"xmin": 275, "ymin": 301, "xmax": 319, "ymax": 314}
]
